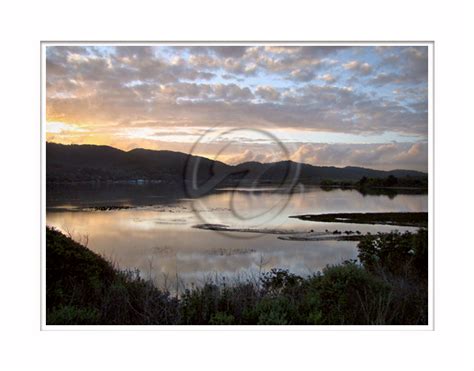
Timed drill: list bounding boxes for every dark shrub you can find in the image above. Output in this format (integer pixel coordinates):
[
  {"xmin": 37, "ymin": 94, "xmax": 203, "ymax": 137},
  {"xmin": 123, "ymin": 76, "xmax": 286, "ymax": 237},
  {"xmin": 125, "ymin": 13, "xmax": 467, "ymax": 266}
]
[
  {"xmin": 357, "ymin": 229, "xmax": 428, "ymax": 281},
  {"xmin": 46, "ymin": 227, "xmax": 179, "ymax": 325},
  {"xmin": 304, "ymin": 262, "xmax": 392, "ymax": 325},
  {"xmin": 356, "ymin": 230, "xmax": 428, "ymax": 324},
  {"xmin": 46, "ymin": 227, "xmax": 428, "ymax": 325}
]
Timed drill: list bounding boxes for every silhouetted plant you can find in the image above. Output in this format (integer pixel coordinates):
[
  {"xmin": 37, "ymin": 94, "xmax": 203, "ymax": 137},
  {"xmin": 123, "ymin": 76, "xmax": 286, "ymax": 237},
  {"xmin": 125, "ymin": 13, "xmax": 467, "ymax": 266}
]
[{"xmin": 46, "ymin": 227, "xmax": 428, "ymax": 325}]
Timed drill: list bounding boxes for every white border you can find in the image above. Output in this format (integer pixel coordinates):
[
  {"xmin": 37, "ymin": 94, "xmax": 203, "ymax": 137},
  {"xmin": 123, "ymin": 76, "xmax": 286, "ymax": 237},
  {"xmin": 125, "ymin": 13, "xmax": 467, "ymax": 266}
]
[{"xmin": 41, "ymin": 41, "xmax": 434, "ymax": 331}]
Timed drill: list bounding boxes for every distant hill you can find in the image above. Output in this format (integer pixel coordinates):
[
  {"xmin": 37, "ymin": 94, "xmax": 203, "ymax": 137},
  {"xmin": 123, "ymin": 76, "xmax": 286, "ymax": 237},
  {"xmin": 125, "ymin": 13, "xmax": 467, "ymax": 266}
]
[
  {"xmin": 46, "ymin": 142, "xmax": 427, "ymax": 187},
  {"xmin": 47, "ymin": 142, "xmax": 228, "ymax": 185}
]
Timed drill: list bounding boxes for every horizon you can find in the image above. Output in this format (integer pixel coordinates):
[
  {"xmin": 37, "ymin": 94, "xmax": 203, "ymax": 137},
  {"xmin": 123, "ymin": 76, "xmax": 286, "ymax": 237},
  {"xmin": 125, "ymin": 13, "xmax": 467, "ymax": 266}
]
[
  {"xmin": 46, "ymin": 140, "xmax": 427, "ymax": 174},
  {"xmin": 46, "ymin": 45, "xmax": 428, "ymax": 172}
]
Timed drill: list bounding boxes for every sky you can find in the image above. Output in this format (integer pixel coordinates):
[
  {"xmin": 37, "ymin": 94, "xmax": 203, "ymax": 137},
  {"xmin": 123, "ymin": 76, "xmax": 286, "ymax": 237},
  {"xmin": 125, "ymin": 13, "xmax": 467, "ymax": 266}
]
[{"xmin": 46, "ymin": 44, "xmax": 428, "ymax": 171}]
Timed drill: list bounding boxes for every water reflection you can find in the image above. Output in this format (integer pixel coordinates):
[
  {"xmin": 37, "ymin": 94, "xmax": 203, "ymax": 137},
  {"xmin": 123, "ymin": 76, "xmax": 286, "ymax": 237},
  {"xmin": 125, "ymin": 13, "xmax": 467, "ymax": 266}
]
[{"xmin": 46, "ymin": 185, "xmax": 428, "ymax": 291}]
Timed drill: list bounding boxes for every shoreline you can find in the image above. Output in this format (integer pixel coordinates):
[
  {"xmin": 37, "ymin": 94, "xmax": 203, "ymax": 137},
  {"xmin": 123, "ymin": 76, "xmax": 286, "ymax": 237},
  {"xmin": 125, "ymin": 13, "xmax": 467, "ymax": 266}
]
[{"xmin": 290, "ymin": 212, "xmax": 428, "ymax": 228}]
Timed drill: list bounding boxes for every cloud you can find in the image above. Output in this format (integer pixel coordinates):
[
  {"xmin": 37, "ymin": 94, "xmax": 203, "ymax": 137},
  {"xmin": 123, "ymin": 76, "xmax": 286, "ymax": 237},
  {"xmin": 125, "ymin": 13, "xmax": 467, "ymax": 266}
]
[
  {"xmin": 289, "ymin": 69, "xmax": 315, "ymax": 82},
  {"xmin": 255, "ymin": 86, "xmax": 281, "ymax": 101},
  {"xmin": 342, "ymin": 60, "xmax": 372, "ymax": 75},
  {"xmin": 319, "ymin": 73, "xmax": 337, "ymax": 83},
  {"xmin": 213, "ymin": 83, "xmax": 254, "ymax": 101},
  {"xmin": 212, "ymin": 46, "xmax": 249, "ymax": 58},
  {"xmin": 46, "ymin": 45, "xmax": 429, "ymax": 171},
  {"xmin": 371, "ymin": 46, "xmax": 428, "ymax": 85},
  {"xmin": 47, "ymin": 125, "xmax": 428, "ymax": 172},
  {"xmin": 290, "ymin": 142, "xmax": 427, "ymax": 171},
  {"xmin": 224, "ymin": 148, "xmax": 278, "ymax": 164},
  {"xmin": 47, "ymin": 78, "xmax": 427, "ymax": 136}
]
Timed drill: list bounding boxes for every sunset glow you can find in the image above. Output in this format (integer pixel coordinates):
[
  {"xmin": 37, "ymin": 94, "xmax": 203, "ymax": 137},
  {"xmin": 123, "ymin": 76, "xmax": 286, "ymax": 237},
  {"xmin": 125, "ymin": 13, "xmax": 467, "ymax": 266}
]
[{"xmin": 46, "ymin": 45, "xmax": 428, "ymax": 170}]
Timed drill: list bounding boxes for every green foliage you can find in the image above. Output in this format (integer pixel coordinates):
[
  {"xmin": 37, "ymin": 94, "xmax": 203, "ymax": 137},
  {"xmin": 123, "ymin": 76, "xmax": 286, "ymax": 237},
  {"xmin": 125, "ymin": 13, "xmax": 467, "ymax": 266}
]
[
  {"xmin": 261, "ymin": 269, "xmax": 303, "ymax": 294},
  {"xmin": 255, "ymin": 298, "xmax": 290, "ymax": 325},
  {"xmin": 358, "ymin": 229, "xmax": 428, "ymax": 280},
  {"xmin": 357, "ymin": 230, "xmax": 428, "ymax": 324},
  {"xmin": 46, "ymin": 227, "xmax": 428, "ymax": 325},
  {"xmin": 46, "ymin": 227, "xmax": 180, "ymax": 325},
  {"xmin": 209, "ymin": 312, "xmax": 235, "ymax": 325},
  {"xmin": 320, "ymin": 179, "xmax": 354, "ymax": 188},
  {"xmin": 47, "ymin": 306, "xmax": 100, "ymax": 325},
  {"xmin": 304, "ymin": 262, "xmax": 392, "ymax": 325},
  {"xmin": 356, "ymin": 175, "xmax": 428, "ymax": 189}
]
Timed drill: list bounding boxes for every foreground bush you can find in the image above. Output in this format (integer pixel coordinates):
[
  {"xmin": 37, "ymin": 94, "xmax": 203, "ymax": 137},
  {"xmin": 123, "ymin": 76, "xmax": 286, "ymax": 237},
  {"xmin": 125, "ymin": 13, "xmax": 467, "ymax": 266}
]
[
  {"xmin": 356, "ymin": 229, "xmax": 428, "ymax": 324},
  {"xmin": 46, "ymin": 228, "xmax": 180, "ymax": 325},
  {"xmin": 46, "ymin": 227, "xmax": 428, "ymax": 325}
]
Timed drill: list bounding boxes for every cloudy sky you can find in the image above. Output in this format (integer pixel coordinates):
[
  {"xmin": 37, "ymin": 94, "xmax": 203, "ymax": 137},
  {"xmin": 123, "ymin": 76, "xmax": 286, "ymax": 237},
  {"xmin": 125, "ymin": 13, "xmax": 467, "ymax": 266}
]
[{"xmin": 46, "ymin": 44, "xmax": 428, "ymax": 171}]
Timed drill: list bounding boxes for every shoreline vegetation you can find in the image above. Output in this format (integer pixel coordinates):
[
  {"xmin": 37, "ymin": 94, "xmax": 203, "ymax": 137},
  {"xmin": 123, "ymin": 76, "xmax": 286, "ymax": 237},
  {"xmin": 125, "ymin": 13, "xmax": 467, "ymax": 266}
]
[
  {"xmin": 47, "ymin": 177, "xmax": 428, "ymax": 194},
  {"xmin": 321, "ymin": 174, "xmax": 428, "ymax": 190},
  {"xmin": 46, "ymin": 142, "xmax": 427, "ymax": 188},
  {"xmin": 46, "ymin": 223, "xmax": 428, "ymax": 325},
  {"xmin": 193, "ymin": 212, "xmax": 428, "ymax": 242},
  {"xmin": 291, "ymin": 212, "xmax": 428, "ymax": 228}
]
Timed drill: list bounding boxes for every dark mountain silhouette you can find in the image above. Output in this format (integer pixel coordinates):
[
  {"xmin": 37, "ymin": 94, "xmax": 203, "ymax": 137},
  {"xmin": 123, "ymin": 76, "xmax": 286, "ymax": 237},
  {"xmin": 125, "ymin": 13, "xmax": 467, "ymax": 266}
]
[{"xmin": 46, "ymin": 142, "xmax": 426, "ymax": 187}]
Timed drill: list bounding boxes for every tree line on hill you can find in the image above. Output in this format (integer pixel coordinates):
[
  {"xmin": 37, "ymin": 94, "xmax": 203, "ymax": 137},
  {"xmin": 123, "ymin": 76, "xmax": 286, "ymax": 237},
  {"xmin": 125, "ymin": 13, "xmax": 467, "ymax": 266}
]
[{"xmin": 47, "ymin": 142, "xmax": 427, "ymax": 188}]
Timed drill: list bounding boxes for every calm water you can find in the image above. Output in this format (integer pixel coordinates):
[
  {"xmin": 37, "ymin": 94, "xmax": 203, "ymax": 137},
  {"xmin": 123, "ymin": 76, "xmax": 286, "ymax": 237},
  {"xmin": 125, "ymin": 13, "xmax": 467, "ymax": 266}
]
[{"xmin": 46, "ymin": 184, "xmax": 427, "ymax": 291}]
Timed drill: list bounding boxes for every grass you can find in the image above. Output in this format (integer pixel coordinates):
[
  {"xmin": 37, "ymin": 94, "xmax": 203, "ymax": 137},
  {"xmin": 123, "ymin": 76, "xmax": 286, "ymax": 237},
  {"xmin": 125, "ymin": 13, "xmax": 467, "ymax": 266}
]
[
  {"xmin": 290, "ymin": 212, "xmax": 428, "ymax": 228},
  {"xmin": 46, "ymin": 227, "xmax": 428, "ymax": 325}
]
